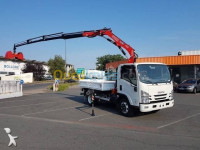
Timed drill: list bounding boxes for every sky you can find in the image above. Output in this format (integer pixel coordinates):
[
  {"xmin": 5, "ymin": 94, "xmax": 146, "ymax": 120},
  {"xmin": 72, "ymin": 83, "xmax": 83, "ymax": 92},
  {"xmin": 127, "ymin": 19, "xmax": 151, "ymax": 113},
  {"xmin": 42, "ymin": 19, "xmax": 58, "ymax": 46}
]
[{"xmin": 0, "ymin": 0, "xmax": 200, "ymax": 69}]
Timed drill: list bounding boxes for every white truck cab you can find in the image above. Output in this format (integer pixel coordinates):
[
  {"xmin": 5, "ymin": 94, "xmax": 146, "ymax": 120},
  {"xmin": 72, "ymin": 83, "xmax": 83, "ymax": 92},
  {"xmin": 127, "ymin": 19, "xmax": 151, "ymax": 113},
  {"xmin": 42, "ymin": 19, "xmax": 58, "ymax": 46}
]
[{"xmin": 117, "ymin": 63, "xmax": 174, "ymax": 115}]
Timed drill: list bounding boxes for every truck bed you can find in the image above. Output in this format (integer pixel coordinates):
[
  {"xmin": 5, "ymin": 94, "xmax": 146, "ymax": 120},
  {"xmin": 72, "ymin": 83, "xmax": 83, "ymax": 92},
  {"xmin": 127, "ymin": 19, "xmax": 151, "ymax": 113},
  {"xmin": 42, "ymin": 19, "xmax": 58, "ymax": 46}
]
[{"xmin": 79, "ymin": 79, "xmax": 116, "ymax": 91}]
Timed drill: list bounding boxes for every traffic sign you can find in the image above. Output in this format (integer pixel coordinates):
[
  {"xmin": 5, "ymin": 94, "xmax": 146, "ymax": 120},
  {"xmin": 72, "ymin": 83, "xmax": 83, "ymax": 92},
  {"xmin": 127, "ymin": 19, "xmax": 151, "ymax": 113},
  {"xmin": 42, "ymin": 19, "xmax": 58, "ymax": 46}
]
[{"xmin": 20, "ymin": 80, "xmax": 24, "ymax": 85}]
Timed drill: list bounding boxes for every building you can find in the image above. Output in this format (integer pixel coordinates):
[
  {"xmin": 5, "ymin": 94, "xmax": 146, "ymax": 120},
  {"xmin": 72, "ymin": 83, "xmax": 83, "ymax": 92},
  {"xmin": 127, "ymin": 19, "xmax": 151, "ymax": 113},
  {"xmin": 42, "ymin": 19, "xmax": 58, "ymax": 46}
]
[
  {"xmin": 0, "ymin": 56, "xmax": 49, "ymax": 77},
  {"xmin": 66, "ymin": 64, "xmax": 74, "ymax": 77},
  {"xmin": 106, "ymin": 50, "xmax": 200, "ymax": 83},
  {"xmin": 76, "ymin": 68, "xmax": 85, "ymax": 76}
]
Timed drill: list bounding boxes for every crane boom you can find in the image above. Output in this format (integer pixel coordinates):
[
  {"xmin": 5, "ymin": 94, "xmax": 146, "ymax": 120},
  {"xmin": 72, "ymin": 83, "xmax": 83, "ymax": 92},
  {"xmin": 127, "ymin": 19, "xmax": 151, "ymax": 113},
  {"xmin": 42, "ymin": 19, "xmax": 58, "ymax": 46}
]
[{"xmin": 5, "ymin": 28, "xmax": 137, "ymax": 63}]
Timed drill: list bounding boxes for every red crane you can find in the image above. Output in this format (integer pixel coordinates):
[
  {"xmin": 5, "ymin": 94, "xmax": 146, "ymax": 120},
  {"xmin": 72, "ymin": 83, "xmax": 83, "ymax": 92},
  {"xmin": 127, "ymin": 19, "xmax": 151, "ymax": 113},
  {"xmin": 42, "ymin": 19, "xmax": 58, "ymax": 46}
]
[{"xmin": 5, "ymin": 28, "xmax": 137, "ymax": 63}]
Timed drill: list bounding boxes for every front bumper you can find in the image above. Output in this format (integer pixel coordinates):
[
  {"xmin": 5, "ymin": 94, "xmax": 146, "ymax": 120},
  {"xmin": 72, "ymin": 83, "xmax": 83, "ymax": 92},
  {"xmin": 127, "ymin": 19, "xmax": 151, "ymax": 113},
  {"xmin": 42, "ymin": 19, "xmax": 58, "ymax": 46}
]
[
  {"xmin": 177, "ymin": 88, "xmax": 194, "ymax": 92},
  {"xmin": 140, "ymin": 100, "xmax": 174, "ymax": 112}
]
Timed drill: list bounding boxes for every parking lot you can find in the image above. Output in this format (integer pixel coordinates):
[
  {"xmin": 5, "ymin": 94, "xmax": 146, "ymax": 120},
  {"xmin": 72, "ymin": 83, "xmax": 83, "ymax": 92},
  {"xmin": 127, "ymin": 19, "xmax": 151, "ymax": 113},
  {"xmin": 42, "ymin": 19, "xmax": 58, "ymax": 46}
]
[{"xmin": 0, "ymin": 85, "xmax": 199, "ymax": 150}]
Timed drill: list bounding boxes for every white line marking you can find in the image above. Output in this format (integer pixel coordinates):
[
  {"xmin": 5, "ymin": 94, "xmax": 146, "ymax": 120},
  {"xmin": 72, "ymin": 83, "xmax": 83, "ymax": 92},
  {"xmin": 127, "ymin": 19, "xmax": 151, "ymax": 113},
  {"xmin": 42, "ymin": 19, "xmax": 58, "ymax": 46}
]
[
  {"xmin": 157, "ymin": 112, "xmax": 200, "ymax": 129},
  {"xmin": 179, "ymin": 103, "xmax": 200, "ymax": 107},
  {"xmin": 0, "ymin": 96, "xmax": 58, "ymax": 104},
  {"xmin": 0, "ymin": 113, "xmax": 88, "ymax": 127},
  {"xmin": 0, "ymin": 101, "xmax": 58, "ymax": 109},
  {"xmin": 79, "ymin": 114, "xmax": 108, "ymax": 121},
  {"xmin": 0, "ymin": 99, "xmax": 36, "ymax": 104},
  {"xmin": 21, "ymin": 105, "xmax": 80, "ymax": 116}
]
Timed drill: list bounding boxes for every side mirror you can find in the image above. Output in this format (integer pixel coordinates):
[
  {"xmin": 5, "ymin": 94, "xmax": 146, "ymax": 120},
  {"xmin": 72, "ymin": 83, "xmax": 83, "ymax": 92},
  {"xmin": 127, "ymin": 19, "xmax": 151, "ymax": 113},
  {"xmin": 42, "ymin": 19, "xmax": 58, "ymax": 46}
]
[
  {"xmin": 134, "ymin": 86, "xmax": 137, "ymax": 92},
  {"xmin": 131, "ymin": 84, "xmax": 137, "ymax": 92},
  {"xmin": 131, "ymin": 84, "xmax": 136, "ymax": 87}
]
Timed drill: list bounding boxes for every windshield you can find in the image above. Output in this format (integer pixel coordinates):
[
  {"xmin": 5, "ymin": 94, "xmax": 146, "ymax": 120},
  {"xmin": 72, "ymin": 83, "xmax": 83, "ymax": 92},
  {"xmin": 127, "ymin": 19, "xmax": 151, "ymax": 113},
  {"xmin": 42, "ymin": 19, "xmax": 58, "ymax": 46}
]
[
  {"xmin": 182, "ymin": 79, "xmax": 196, "ymax": 84},
  {"xmin": 137, "ymin": 64, "xmax": 171, "ymax": 84}
]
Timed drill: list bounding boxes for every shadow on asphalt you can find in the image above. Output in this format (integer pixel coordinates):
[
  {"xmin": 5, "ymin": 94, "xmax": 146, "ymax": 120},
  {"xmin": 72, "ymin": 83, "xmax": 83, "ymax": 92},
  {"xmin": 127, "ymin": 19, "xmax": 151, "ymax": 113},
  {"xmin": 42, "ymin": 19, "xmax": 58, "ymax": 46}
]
[
  {"xmin": 54, "ymin": 92, "xmax": 120, "ymax": 116},
  {"xmin": 53, "ymin": 92, "xmax": 154, "ymax": 117}
]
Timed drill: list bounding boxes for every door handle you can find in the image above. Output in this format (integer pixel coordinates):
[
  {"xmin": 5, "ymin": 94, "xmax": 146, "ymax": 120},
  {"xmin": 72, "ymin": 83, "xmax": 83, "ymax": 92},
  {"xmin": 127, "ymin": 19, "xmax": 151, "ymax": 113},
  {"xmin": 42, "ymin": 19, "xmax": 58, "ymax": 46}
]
[{"xmin": 120, "ymin": 85, "xmax": 122, "ymax": 91}]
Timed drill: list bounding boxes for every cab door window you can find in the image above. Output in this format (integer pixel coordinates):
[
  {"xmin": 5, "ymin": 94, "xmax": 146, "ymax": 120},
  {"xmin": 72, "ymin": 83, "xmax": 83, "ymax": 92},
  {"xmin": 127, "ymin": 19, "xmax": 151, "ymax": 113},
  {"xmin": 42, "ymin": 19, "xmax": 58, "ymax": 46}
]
[{"xmin": 121, "ymin": 65, "xmax": 137, "ymax": 86}]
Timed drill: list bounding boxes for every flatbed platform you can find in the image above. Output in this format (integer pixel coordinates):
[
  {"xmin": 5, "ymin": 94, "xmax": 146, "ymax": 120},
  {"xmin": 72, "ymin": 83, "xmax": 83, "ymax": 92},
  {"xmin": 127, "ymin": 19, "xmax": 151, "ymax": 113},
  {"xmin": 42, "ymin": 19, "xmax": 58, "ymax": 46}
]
[{"xmin": 79, "ymin": 79, "xmax": 115, "ymax": 91}]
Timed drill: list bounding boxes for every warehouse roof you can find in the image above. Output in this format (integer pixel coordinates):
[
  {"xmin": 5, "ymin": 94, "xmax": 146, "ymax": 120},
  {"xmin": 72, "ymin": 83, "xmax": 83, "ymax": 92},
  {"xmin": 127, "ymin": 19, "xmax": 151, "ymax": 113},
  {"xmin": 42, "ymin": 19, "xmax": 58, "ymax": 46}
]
[{"xmin": 106, "ymin": 55, "xmax": 200, "ymax": 69}]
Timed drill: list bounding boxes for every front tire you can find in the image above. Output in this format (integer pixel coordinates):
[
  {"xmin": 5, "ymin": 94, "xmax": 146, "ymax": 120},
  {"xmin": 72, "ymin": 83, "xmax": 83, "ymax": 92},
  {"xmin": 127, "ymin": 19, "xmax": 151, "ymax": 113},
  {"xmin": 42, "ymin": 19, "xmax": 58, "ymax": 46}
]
[
  {"xmin": 118, "ymin": 98, "xmax": 134, "ymax": 117},
  {"xmin": 193, "ymin": 88, "xmax": 197, "ymax": 94}
]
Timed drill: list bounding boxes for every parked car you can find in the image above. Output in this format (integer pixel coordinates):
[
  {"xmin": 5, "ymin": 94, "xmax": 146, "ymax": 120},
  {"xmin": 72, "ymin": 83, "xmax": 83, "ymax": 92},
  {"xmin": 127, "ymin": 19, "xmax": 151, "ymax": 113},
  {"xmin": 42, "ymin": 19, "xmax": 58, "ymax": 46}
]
[
  {"xmin": 64, "ymin": 79, "xmax": 77, "ymax": 83},
  {"xmin": 177, "ymin": 79, "xmax": 200, "ymax": 94},
  {"xmin": 44, "ymin": 76, "xmax": 53, "ymax": 80}
]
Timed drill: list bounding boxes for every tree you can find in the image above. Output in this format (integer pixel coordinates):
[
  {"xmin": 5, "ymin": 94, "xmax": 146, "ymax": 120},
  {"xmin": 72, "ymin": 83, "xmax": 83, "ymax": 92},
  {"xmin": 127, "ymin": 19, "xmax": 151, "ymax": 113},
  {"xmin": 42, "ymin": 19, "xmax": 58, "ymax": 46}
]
[
  {"xmin": 96, "ymin": 54, "xmax": 125, "ymax": 70},
  {"xmin": 68, "ymin": 68, "xmax": 78, "ymax": 79},
  {"xmin": 48, "ymin": 55, "xmax": 66, "ymax": 78},
  {"xmin": 69, "ymin": 68, "xmax": 76, "ymax": 75},
  {"xmin": 22, "ymin": 61, "xmax": 46, "ymax": 81}
]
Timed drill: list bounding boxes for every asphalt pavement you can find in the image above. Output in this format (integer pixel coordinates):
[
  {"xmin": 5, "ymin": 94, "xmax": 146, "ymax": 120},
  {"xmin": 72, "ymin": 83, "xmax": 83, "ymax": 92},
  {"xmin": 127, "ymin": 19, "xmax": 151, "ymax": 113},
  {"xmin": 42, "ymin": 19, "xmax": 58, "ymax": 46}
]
[
  {"xmin": 0, "ymin": 85, "xmax": 199, "ymax": 150},
  {"xmin": 23, "ymin": 83, "xmax": 52, "ymax": 90},
  {"xmin": 23, "ymin": 82, "xmax": 53, "ymax": 95}
]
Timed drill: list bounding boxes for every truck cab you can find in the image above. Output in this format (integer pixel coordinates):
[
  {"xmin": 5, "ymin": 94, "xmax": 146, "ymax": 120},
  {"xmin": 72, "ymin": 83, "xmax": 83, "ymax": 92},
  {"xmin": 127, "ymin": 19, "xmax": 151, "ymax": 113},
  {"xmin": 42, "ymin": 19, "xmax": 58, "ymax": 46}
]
[{"xmin": 117, "ymin": 63, "xmax": 174, "ymax": 116}]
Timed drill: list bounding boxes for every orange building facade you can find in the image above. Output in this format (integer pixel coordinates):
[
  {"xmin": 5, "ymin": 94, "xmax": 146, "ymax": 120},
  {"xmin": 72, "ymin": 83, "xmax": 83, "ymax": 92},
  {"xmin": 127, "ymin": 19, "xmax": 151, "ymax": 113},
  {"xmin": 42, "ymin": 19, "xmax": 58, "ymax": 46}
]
[{"xmin": 106, "ymin": 55, "xmax": 200, "ymax": 83}]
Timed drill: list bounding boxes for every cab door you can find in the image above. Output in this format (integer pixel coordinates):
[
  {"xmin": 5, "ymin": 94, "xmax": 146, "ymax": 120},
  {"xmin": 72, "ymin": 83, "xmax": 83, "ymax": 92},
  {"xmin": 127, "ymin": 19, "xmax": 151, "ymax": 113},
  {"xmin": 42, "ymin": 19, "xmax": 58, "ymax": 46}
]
[{"xmin": 117, "ymin": 65, "xmax": 139, "ymax": 106}]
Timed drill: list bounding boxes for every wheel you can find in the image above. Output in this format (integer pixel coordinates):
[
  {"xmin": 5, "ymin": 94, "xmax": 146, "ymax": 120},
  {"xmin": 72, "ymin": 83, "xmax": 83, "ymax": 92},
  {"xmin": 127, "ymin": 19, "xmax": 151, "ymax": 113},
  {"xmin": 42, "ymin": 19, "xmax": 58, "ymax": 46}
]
[
  {"xmin": 85, "ymin": 95, "xmax": 92, "ymax": 106},
  {"xmin": 193, "ymin": 88, "xmax": 197, "ymax": 94},
  {"xmin": 118, "ymin": 98, "xmax": 134, "ymax": 117}
]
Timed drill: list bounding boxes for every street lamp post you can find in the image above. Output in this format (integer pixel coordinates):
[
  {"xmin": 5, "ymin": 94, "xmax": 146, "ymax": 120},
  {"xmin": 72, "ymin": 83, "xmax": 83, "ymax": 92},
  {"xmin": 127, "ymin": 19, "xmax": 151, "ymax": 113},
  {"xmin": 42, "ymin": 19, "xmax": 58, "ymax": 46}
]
[{"xmin": 65, "ymin": 40, "xmax": 67, "ymax": 78}]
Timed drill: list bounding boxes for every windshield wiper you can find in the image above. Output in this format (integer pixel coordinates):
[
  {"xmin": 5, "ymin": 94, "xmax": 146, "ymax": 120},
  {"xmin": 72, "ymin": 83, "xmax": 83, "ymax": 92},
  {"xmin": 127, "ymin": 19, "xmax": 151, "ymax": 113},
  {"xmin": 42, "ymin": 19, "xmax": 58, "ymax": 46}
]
[
  {"xmin": 156, "ymin": 80, "xmax": 170, "ymax": 83},
  {"xmin": 143, "ymin": 80, "xmax": 157, "ymax": 84}
]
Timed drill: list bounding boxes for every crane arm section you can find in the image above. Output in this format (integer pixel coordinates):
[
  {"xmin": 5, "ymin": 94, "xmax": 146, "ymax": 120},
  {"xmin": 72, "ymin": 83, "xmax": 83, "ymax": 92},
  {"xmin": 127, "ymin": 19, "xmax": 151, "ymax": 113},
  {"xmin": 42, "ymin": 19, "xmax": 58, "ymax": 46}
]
[{"xmin": 5, "ymin": 28, "xmax": 136, "ymax": 63}]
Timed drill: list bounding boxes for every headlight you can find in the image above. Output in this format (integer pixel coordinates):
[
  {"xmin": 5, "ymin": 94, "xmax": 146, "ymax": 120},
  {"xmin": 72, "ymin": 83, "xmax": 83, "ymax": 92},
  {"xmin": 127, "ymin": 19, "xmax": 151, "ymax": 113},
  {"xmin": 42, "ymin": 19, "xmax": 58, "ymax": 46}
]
[
  {"xmin": 141, "ymin": 90, "xmax": 150, "ymax": 103},
  {"xmin": 170, "ymin": 91, "xmax": 174, "ymax": 100},
  {"xmin": 187, "ymin": 86, "xmax": 193, "ymax": 88}
]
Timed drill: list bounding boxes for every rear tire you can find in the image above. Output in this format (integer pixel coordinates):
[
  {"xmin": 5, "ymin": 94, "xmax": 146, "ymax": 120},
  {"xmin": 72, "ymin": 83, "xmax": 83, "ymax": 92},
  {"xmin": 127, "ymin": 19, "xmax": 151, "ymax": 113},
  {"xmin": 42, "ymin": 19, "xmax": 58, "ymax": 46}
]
[
  {"xmin": 118, "ymin": 98, "xmax": 134, "ymax": 117},
  {"xmin": 85, "ymin": 95, "xmax": 92, "ymax": 106}
]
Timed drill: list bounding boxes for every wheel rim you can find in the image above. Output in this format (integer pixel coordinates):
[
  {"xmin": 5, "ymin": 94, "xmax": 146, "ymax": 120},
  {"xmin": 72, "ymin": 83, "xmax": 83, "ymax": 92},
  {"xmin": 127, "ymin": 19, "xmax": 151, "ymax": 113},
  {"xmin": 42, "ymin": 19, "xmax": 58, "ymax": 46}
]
[
  {"xmin": 87, "ymin": 95, "xmax": 92, "ymax": 104},
  {"xmin": 121, "ymin": 101, "xmax": 129, "ymax": 114}
]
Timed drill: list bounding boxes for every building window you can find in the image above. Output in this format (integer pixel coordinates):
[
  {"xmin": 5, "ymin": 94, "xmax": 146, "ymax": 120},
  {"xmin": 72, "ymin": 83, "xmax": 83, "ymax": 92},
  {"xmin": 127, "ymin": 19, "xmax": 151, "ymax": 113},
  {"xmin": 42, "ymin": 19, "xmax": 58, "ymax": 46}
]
[
  {"xmin": 8, "ymin": 72, "xmax": 15, "ymax": 75},
  {"xmin": 0, "ymin": 71, "xmax": 8, "ymax": 75},
  {"xmin": 197, "ymin": 66, "xmax": 200, "ymax": 78}
]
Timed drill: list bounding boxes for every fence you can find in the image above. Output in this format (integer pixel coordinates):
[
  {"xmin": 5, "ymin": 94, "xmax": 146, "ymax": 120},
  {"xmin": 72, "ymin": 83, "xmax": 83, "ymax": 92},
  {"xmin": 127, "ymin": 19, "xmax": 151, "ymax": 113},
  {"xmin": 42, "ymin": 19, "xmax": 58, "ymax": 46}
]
[
  {"xmin": 0, "ymin": 81, "xmax": 23, "ymax": 99},
  {"xmin": 0, "ymin": 73, "xmax": 33, "ymax": 83}
]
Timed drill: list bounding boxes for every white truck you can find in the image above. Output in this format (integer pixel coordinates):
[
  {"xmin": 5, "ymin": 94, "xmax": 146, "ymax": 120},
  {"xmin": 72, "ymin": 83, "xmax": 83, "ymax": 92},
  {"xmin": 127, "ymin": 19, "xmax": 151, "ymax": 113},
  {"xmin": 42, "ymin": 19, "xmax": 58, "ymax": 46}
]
[
  {"xmin": 80, "ymin": 63, "xmax": 174, "ymax": 116},
  {"xmin": 5, "ymin": 28, "xmax": 174, "ymax": 116}
]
